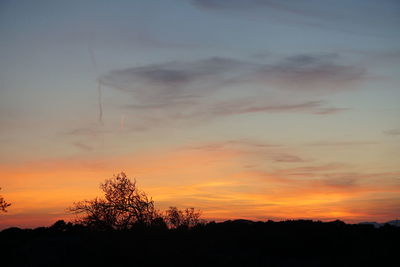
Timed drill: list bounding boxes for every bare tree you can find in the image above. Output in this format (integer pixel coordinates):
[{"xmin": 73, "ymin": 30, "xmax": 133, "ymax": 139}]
[
  {"xmin": 0, "ymin": 187, "xmax": 11, "ymax": 212},
  {"xmin": 69, "ymin": 173, "xmax": 160, "ymax": 230},
  {"xmin": 165, "ymin": 207, "xmax": 182, "ymax": 228},
  {"xmin": 165, "ymin": 206, "xmax": 203, "ymax": 229}
]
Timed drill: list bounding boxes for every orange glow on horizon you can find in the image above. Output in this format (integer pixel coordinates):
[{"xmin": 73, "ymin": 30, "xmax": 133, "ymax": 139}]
[{"xmin": 1, "ymin": 147, "xmax": 399, "ymax": 229}]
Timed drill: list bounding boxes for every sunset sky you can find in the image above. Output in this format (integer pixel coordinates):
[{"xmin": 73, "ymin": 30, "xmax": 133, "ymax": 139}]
[{"xmin": 0, "ymin": 0, "xmax": 399, "ymax": 229}]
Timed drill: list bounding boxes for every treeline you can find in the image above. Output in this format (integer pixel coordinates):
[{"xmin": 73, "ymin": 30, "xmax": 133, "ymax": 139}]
[
  {"xmin": 0, "ymin": 187, "xmax": 11, "ymax": 212},
  {"xmin": 0, "ymin": 219, "xmax": 399, "ymax": 267},
  {"xmin": 0, "ymin": 174, "xmax": 399, "ymax": 266},
  {"xmin": 67, "ymin": 172, "xmax": 203, "ymax": 230}
]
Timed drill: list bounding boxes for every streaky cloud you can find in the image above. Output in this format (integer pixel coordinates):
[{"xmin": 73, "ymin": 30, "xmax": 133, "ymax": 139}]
[
  {"xmin": 190, "ymin": 0, "xmax": 400, "ymax": 37},
  {"xmin": 184, "ymin": 139, "xmax": 305, "ymax": 164},
  {"xmin": 186, "ymin": 139, "xmax": 282, "ymax": 151},
  {"xmin": 98, "ymin": 53, "xmax": 363, "ymax": 131},
  {"xmin": 191, "ymin": 0, "xmax": 319, "ymax": 17},
  {"xmin": 384, "ymin": 128, "xmax": 400, "ymax": 136},
  {"xmin": 312, "ymin": 107, "xmax": 350, "ymax": 115},
  {"xmin": 251, "ymin": 54, "xmax": 366, "ymax": 92},
  {"xmin": 101, "ymin": 54, "xmax": 366, "ymax": 101},
  {"xmin": 100, "ymin": 57, "xmax": 246, "ymax": 106},
  {"xmin": 73, "ymin": 142, "xmax": 94, "ymax": 151},
  {"xmin": 273, "ymin": 154, "xmax": 305, "ymax": 163},
  {"xmin": 322, "ymin": 175, "xmax": 358, "ymax": 188},
  {"xmin": 309, "ymin": 141, "xmax": 379, "ymax": 146}
]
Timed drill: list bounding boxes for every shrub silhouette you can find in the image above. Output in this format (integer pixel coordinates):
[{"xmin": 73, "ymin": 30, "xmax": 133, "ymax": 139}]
[
  {"xmin": 0, "ymin": 187, "xmax": 11, "ymax": 212},
  {"xmin": 69, "ymin": 172, "xmax": 160, "ymax": 230},
  {"xmin": 2, "ymin": 219, "xmax": 399, "ymax": 267},
  {"xmin": 165, "ymin": 206, "xmax": 203, "ymax": 228}
]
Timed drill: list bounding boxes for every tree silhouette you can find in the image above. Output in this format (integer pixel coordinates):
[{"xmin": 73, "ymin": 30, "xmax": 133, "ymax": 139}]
[
  {"xmin": 165, "ymin": 206, "xmax": 203, "ymax": 228},
  {"xmin": 69, "ymin": 172, "xmax": 160, "ymax": 230},
  {"xmin": 0, "ymin": 187, "xmax": 11, "ymax": 212}
]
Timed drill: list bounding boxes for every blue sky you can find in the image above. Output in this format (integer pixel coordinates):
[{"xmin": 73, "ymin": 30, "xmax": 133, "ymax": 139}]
[{"xmin": 0, "ymin": 0, "xmax": 399, "ymax": 228}]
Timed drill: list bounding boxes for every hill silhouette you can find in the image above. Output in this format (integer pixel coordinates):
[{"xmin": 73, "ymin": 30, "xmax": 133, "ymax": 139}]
[
  {"xmin": 1, "ymin": 174, "xmax": 398, "ymax": 266},
  {"xmin": 1, "ymin": 219, "xmax": 398, "ymax": 267}
]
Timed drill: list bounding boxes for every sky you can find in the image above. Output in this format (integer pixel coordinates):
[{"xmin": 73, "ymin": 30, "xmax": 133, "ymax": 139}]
[{"xmin": 0, "ymin": 0, "xmax": 399, "ymax": 229}]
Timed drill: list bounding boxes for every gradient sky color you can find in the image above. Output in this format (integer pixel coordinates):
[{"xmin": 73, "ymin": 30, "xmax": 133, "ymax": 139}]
[{"xmin": 0, "ymin": 0, "xmax": 399, "ymax": 229}]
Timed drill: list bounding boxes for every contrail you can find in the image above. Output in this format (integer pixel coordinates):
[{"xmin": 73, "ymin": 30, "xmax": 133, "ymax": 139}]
[
  {"xmin": 119, "ymin": 114, "xmax": 125, "ymax": 131},
  {"xmin": 97, "ymin": 81, "xmax": 103, "ymax": 125},
  {"xmin": 88, "ymin": 41, "xmax": 103, "ymax": 125}
]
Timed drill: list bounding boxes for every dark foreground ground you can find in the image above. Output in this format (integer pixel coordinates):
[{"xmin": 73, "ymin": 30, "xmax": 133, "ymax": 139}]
[{"xmin": 0, "ymin": 219, "xmax": 398, "ymax": 267}]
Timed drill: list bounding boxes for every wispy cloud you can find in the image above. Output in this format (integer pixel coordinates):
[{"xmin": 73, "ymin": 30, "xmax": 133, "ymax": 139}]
[
  {"xmin": 73, "ymin": 142, "xmax": 94, "ymax": 151},
  {"xmin": 99, "ymin": 54, "xmax": 364, "ymax": 130},
  {"xmin": 322, "ymin": 174, "xmax": 358, "ymax": 188},
  {"xmin": 384, "ymin": 128, "xmax": 400, "ymax": 136},
  {"xmin": 312, "ymin": 107, "xmax": 350, "ymax": 115},
  {"xmin": 184, "ymin": 139, "xmax": 306, "ymax": 164},
  {"xmin": 186, "ymin": 139, "xmax": 281, "ymax": 151},
  {"xmin": 64, "ymin": 127, "xmax": 102, "ymax": 137},
  {"xmin": 270, "ymin": 165, "xmax": 400, "ymax": 191},
  {"xmin": 189, "ymin": 0, "xmax": 400, "ymax": 37},
  {"xmin": 255, "ymin": 54, "xmax": 366, "ymax": 92},
  {"xmin": 100, "ymin": 57, "xmax": 245, "ymax": 106},
  {"xmin": 101, "ymin": 54, "xmax": 365, "ymax": 99},
  {"xmin": 209, "ymin": 100, "xmax": 348, "ymax": 116},
  {"xmin": 190, "ymin": 0, "xmax": 323, "ymax": 17},
  {"xmin": 273, "ymin": 154, "xmax": 304, "ymax": 163},
  {"xmin": 309, "ymin": 141, "xmax": 379, "ymax": 146}
]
